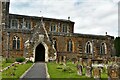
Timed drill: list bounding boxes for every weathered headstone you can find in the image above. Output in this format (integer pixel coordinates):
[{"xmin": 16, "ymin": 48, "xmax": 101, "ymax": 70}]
[
  {"xmin": 93, "ymin": 67, "xmax": 101, "ymax": 79},
  {"xmin": 77, "ymin": 64, "xmax": 83, "ymax": 76},
  {"xmin": 103, "ymin": 59, "xmax": 107, "ymax": 64},
  {"xmin": 85, "ymin": 66, "xmax": 92, "ymax": 77},
  {"xmin": 63, "ymin": 56, "xmax": 66, "ymax": 66},
  {"xmin": 72, "ymin": 58, "xmax": 77, "ymax": 64},
  {"xmin": 56, "ymin": 56, "xmax": 59, "ymax": 63},
  {"xmin": 108, "ymin": 63, "xmax": 120, "ymax": 79},
  {"xmin": 87, "ymin": 59, "xmax": 92, "ymax": 66},
  {"xmin": 59, "ymin": 56, "xmax": 62, "ymax": 64},
  {"xmin": 79, "ymin": 58, "xmax": 83, "ymax": 65}
]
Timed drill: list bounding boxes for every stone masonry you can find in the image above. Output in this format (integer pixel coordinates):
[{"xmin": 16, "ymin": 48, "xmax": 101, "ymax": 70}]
[{"xmin": 1, "ymin": 1, "xmax": 115, "ymax": 62}]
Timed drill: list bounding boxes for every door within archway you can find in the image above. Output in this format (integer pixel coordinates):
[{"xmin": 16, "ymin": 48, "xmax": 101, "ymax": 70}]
[{"xmin": 35, "ymin": 43, "xmax": 45, "ymax": 62}]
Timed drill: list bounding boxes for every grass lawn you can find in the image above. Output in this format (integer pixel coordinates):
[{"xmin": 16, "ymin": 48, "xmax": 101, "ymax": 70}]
[
  {"xmin": 2, "ymin": 62, "xmax": 13, "ymax": 69},
  {"xmin": 2, "ymin": 63, "xmax": 33, "ymax": 79},
  {"xmin": 1, "ymin": 58, "xmax": 14, "ymax": 69},
  {"xmin": 47, "ymin": 61, "xmax": 108, "ymax": 79}
]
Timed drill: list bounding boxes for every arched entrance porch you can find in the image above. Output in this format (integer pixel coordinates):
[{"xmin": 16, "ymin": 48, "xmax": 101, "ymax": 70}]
[
  {"xmin": 35, "ymin": 43, "xmax": 45, "ymax": 62},
  {"xmin": 33, "ymin": 42, "xmax": 49, "ymax": 62}
]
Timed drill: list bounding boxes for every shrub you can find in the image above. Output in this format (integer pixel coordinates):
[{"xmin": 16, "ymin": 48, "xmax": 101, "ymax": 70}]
[
  {"xmin": 6, "ymin": 58, "xmax": 14, "ymax": 63},
  {"xmin": 16, "ymin": 57, "xmax": 25, "ymax": 63}
]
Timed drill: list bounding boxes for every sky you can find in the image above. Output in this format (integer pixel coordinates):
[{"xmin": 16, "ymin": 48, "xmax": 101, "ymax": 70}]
[{"xmin": 9, "ymin": 0, "xmax": 120, "ymax": 37}]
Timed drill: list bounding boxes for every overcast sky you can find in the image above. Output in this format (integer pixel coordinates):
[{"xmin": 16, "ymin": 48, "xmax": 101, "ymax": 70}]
[{"xmin": 9, "ymin": 0, "xmax": 119, "ymax": 37}]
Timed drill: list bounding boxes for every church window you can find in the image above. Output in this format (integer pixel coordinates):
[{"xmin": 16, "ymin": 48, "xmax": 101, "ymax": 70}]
[
  {"xmin": 11, "ymin": 19, "xmax": 18, "ymax": 29},
  {"xmin": 86, "ymin": 41, "xmax": 92, "ymax": 54},
  {"xmin": 25, "ymin": 20, "xmax": 31, "ymax": 29},
  {"xmin": 13, "ymin": 36, "xmax": 20, "ymax": 50},
  {"xmin": 67, "ymin": 40, "xmax": 73, "ymax": 52},
  {"xmin": 50, "ymin": 23, "xmax": 57, "ymax": 32},
  {"xmin": 62, "ymin": 24, "xmax": 67, "ymax": 32},
  {"xmin": 100, "ymin": 43, "xmax": 106, "ymax": 54}
]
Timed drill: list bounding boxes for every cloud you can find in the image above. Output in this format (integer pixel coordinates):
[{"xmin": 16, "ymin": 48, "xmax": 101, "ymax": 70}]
[{"xmin": 9, "ymin": 0, "xmax": 118, "ymax": 37}]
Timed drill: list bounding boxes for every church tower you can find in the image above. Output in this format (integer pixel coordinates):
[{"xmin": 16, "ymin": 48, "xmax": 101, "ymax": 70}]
[
  {"xmin": 1, "ymin": 0, "xmax": 10, "ymax": 29},
  {"xmin": 0, "ymin": 0, "xmax": 10, "ymax": 56}
]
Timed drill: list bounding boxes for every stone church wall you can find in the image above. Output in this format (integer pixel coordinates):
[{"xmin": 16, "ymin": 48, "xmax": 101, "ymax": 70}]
[
  {"xmin": 52, "ymin": 34, "xmax": 114, "ymax": 59},
  {"xmin": 1, "ymin": 0, "xmax": 115, "ymax": 61}
]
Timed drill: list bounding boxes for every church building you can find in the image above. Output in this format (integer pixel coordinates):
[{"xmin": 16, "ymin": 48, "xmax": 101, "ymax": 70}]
[{"xmin": 0, "ymin": 0, "xmax": 115, "ymax": 62}]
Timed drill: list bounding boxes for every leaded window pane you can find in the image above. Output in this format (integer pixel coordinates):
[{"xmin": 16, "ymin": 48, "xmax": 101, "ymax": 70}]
[
  {"xmin": 17, "ymin": 39, "xmax": 20, "ymax": 49},
  {"xmin": 67, "ymin": 40, "xmax": 72, "ymax": 52},
  {"xmin": 12, "ymin": 36, "xmax": 20, "ymax": 50},
  {"xmin": 26, "ymin": 21, "xmax": 31, "ymax": 29},
  {"xmin": 100, "ymin": 43, "xmax": 106, "ymax": 54},
  {"xmin": 62, "ymin": 24, "xmax": 67, "ymax": 32},
  {"xmin": 11, "ymin": 19, "xmax": 18, "ymax": 29},
  {"xmin": 13, "ymin": 40, "xmax": 16, "ymax": 49},
  {"xmin": 50, "ymin": 23, "xmax": 56, "ymax": 32},
  {"xmin": 86, "ymin": 42, "xmax": 92, "ymax": 54}
]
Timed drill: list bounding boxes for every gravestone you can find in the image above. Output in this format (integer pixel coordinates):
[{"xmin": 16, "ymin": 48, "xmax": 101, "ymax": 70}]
[
  {"xmin": 83, "ymin": 59, "xmax": 87, "ymax": 67},
  {"xmin": 59, "ymin": 56, "xmax": 62, "ymax": 64},
  {"xmin": 72, "ymin": 58, "xmax": 77, "ymax": 64},
  {"xmin": 79, "ymin": 58, "xmax": 83, "ymax": 65},
  {"xmin": 63, "ymin": 56, "xmax": 66, "ymax": 66},
  {"xmin": 93, "ymin": 67, "xmax": 101, "ymax": 79},
  {"xmin": 103, "ymin": 59, "xmax": 107, "ymax": 64},
  {"xmin": 108, "ymin": 63, "xmax": 120, "ymax": 79},
  {"xmin": 87, "ymin": 59, "xmax": 92, "ymax": 66},
  {"xmin": 77, "ymin": 64, "xmax": 83, "ymax": 76},
  {"xmin": 56, "ymin": 56, "xmax": 59, "ymax": 63},
  {"xmin": 85, "ymin": 66, "xmax": 92, "ymax": 77}
]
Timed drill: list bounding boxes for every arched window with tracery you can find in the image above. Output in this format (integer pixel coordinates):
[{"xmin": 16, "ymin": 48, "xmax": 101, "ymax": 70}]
[
  {"xmin": 100, "ymin": 43, "xmax": 107, "ymax": 54},
  {"xmin": 85, "ymin": 41, "xmax": 92, "ymax": 54},
  {"xmin": 13, "ymin": 36, "xmax": 20, "ymax": 50},
  {"xmin": 67, "ymin": 40, "xmax": 73, "ymax": 52}
]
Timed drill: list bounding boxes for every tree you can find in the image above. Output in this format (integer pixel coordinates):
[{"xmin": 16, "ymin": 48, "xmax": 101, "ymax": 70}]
[{"xmin": 114, "ymin": 37, "xmax": 120, "ymax": 57}]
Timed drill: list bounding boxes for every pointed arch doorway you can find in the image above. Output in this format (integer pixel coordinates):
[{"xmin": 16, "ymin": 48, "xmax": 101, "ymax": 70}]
[{"xmin": 35, "ymin": 43, "xmax": 45, "ymax": 62}]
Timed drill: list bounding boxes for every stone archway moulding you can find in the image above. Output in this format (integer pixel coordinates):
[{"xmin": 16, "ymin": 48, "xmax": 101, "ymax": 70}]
[{"xmin": 33, "ymin": 41, "xmax": 48, "ymax": 62}]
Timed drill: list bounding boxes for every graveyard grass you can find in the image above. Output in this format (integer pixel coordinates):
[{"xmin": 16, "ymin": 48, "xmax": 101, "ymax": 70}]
[
  {"xmin": 2, "ymin": 63, "xmax": 33, "ymax": 79},
  {"xmin": 2, "ymin": 62, "xmax": 12, "ymax": 69},
  {"xmin": 47, "ymin": 61, "xmax": 108, "ymax": 79},
  {"xmin": 2, "ymin": 58, "xmax": 14, "ymax": 69}
]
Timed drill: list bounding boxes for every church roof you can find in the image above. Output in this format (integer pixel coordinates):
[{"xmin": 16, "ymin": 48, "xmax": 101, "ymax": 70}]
[
  {"xmin": 9, "ymin": 13, "xmax": 74, "ymax": 23},
  {"xmin": 49, "ymin": 32, "xmax": 114, "ymax": 40}
]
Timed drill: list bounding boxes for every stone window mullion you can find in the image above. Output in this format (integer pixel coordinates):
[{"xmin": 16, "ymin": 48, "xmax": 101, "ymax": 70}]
[{"xmin": 16, "ymin": 38, "xmax": 17, "ymax": 49}]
